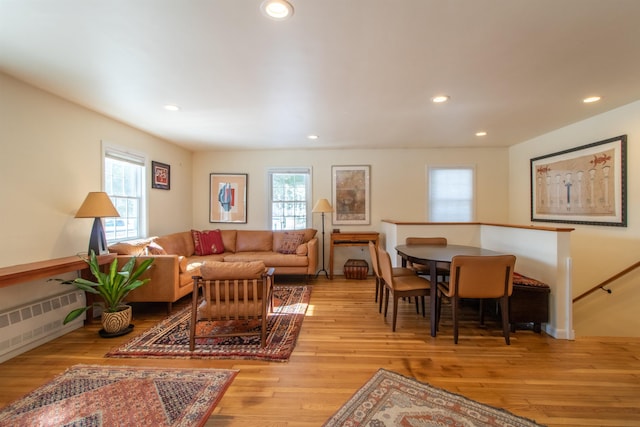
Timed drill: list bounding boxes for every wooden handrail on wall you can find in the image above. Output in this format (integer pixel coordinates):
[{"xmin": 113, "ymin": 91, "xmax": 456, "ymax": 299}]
[{"xmin": 573, "ymin": 260, "xmax": 640, "ymax": 303}]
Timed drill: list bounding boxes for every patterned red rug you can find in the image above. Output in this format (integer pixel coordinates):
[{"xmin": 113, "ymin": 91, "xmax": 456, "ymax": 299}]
[
  {"xmin": 0, "ymin": 364, "xmax": 237, "ymax": 427},
  {"xmin": 107, "ymin": 285, "xmax": 311, "ymax": 362},
  {"xmin": 324, "ymin": 369, "xmax": 545, "ymax": 427}
]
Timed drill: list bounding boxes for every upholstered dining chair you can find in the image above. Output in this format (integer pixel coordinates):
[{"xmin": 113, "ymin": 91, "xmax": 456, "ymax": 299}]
[
  {"xmin": 189, "ymin": 260, "xmax": 274, "ymax": 350},
  {"xmin": 436, "ymin": 254, "xmax": 516, "ymax": 344},
  {"xmin": 405, "ymin": 237, "xmax": 450, "ymax": 281},
  {"xmin": 368, "ymin": 241, "xmax": 416, "ymax": 310},
  {"xmin": 377, "ymin": 246, "xmax": 431, "ymax": 332}
]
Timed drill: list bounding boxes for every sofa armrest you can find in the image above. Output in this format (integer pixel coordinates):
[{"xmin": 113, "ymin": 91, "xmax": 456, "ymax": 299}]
[
  {"xmin": 306, "ymin": 237, "xmax": 318, "ymax": 275},
  {"xmin": 117, "ymin": 255, "xmax": 183, "ymax": 303}
]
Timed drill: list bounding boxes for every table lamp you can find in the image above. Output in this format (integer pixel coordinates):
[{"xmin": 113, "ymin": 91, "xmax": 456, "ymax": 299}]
[
  {"xmin": 75, "ymin": 192, "xmax": 120, "ymax": 256},
  {"xmin": 312, "ymin": 198, "xmax": 333, "ymax": 278}
]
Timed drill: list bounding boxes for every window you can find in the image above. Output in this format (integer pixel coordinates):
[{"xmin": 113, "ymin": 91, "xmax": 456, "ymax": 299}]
[
  {"xmin": 428, "ymin": 167, "xmax": 475, "ymax": 222},
  {"xmin": 103, "ymin": 144, "xmax": 146, "ymax": 242},
  {"xmin": 269, "ymin": 168, "xmax": 311, "ymax": 230}
]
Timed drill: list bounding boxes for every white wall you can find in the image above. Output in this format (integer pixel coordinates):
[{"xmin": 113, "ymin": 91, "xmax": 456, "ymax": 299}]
[
  {"xmin": 192, "ymin": 147, "xmax": 510, "ymax": 272},
  {"xmin": 0, "ymin": 72, "xmax": 193, "ymax": 310},
  {"xmin": 509, "ymin": 100, "xmax": 640, "ymax": 337}
]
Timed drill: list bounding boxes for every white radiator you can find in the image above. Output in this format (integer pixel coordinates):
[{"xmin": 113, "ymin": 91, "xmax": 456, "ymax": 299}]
[{"xmin": 0, "ymin": 290, "xmax": 85, "ymax": 363}]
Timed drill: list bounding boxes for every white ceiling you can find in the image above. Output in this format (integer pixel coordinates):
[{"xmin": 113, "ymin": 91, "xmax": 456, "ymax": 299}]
[{"xmin": 2, "ymin": 0, "xmax": 640, "ymax": 152}]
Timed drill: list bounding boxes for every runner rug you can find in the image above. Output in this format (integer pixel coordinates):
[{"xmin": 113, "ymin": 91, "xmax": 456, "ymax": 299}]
[
  {"xmin": 0, "ymin": 364, "xmax": 237, "ymax": 427},
  {"xmin": 324, "ymin": 369, "xmax": 545, "ymax": 427},
  {"xmin": 107, "ymin": 285, "xmax": 311, "ymax": 362}
]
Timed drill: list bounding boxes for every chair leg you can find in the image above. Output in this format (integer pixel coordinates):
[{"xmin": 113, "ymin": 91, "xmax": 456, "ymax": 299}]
[
  {"xmin": 189, "ymin": 281, "xmax": 200, "ymax": 351},
  {"xmin": 383, "ymin": 287, "xmax": 390, "ymax": 317},
  {"xmin": 452, "ymin": 296, "xmax": 459, "ymax": 344},
  {"xmin": 499, "ymin": 296, "xmax": 511, "ymax": 345},
  {"xmin": 374, "ymin": 277, "xmax": 379, "ymax": 302},
  {"xmin": 421, "ymin": 296, "xmax": 426, "ymax": 317},
  {"xmin": 414, "ymin": 297, "xmax": 420, "ymax": 314},
  {"xmin": 392, "ymin": 294, "xmax": 399, "ymax": 332}
]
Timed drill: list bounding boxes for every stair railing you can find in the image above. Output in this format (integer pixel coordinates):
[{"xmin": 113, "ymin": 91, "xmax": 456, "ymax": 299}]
[{"xmin": 573, "ymin": 260, "xmax": 640, "ymax": 303}]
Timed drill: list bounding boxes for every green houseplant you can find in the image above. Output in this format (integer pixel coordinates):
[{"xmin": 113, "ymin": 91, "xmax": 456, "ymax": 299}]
[{"xmin": 60, "ymin": 250, "xmax": 154, "ymax": 333}]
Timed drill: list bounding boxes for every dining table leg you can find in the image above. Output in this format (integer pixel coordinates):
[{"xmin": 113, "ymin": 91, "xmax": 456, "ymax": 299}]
[{"xmin": 429, "ymin": 259, "xmax": 438, "ymax": 337}]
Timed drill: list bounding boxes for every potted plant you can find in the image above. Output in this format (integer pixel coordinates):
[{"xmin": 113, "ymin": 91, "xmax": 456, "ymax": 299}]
[{"xmin": 58, "ymin": 250, "xmax": 154, "ymax": 335}]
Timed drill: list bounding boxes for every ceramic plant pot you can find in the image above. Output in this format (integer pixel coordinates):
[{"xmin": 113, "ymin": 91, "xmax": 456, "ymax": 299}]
[{"xmin": 101, "ymin": 305, "xmax": 132, "ymax": 334}]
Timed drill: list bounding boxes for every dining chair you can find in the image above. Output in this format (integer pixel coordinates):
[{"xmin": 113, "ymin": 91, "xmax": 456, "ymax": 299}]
[
  {"xmin": 405, "ymin": 237, "xmax": 450, "ymax": 281},
  {"xmin": 377, "ymin": 246, "xmax": 431, "ymax": 332},
  {"xmin": 368, "ymin": 241, "xmax": 416, "ymax": 312},
  {"xmin": 436, "ymin": 254, "xmax": 516, "ymax": 344},
  {"xmin": 189, "ymin": 260, "xmax": 274, "ymax": 350}
]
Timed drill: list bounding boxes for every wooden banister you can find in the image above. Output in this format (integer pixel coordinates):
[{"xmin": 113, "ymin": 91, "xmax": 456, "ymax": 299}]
[{"xmin": 573, "ymin": 260, "xmax": 640, "ymax": 303}]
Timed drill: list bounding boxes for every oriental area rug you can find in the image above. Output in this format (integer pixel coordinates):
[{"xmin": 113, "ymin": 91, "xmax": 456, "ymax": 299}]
[
  {"xmin": 0, "ymin": 364, "xmax": 237, "ymax": 427},
  {"xmin": 324, "ymin": 369, "xmax": 545, "ymax": 427},
  {"xmin": 107, "ymin": 285, "xmax": 311, "ymax": 362}
]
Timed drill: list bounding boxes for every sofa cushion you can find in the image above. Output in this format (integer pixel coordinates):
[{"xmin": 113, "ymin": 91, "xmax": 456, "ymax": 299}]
[
  {"xmin": 303, "ymin": 228, "xmax": 318, "ymax": 242},
  {"xmin": 224, "ymin": 252, "xmax": 309, "ymax": 267},
  {"xmin": 146, "ymin": 240, "xmax": 167, "ymax": 255},
  {"xmin": 154, "ymin": 231, "xmax": 195, "ymax": 257},
  {"xmin": 220, "ymin": 230, "xmax": 237, "ymax": 253},
  {"xmin": 236, "ymin": 230, "xmax": 273, "ymax": 252},
  {"xmin": 191, "ymin": 229, "xmax": 225, "ymax": 255},
  {"xmin": 276, "ymin": 231, "xmax": 305, "ymax": 254},
  {"xmin": 108, "ymin": 238, "xmax": 154, "ymax": 255},
  {"xmin": 200, "ymin": 260, "xmax": 266, "ymax": 280}
]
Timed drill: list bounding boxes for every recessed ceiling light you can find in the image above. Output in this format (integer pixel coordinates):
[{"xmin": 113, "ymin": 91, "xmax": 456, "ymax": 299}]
[
  {"xmin": 164, "ymin": 104, "xmax": 180, "ymax": 111},
  {"xmin": 261, "ymin": 0, "xmax": 294, "ymax": 20},
  {"xmin": 431, "ymin": 95, "xmax": 450, "ymax": 103},
  {"xmin": 307, "ymin": 134, "xmax": 319, "ymax": 140},
  {"xmin": 475, "ymin": 131, "xmax": 487, "ymax": 137},
  {"xmin": 583, "ymin": 96, "xmax": 601, "ymax": 103}
]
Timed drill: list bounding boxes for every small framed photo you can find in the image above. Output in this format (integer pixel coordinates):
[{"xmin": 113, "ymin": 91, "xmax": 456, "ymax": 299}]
[
  {"xmin": 151, "ymin": 161, "xmax": 170, "ymax": 190},
  {"xmin": 210, "ymin": 173, "xmax": 248, "ymax": 223}
]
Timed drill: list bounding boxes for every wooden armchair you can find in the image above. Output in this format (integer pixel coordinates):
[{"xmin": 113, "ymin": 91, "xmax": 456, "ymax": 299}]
[{"xmin": 189, "ymin": 261, "xmax": 274, "ymax": 350}]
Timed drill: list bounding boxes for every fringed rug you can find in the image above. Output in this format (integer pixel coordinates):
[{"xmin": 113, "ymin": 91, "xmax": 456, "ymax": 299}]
[
  {"xmin": 0, "ymin": 364, "xmax": 237, "ymax": 427},
  {"xmin": 324, "ymin": 369, "xmax": 545, "ymax": 427},
  {"xmin": 107, "ymin": 285, "xmax": 311, "ymax": 362}
]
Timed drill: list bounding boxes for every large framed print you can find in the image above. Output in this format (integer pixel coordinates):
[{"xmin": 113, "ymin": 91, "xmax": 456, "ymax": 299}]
[
  {"xmin": 530, "ymin": 135, "xmax": 627, "ymax": 226},
  {"xmin": 332, "ymin": 165, "xmax": 370, "ymax": 225},
  {"xmin": 210, "ymin": 173, "xmax": 248, "ymax": 223}
]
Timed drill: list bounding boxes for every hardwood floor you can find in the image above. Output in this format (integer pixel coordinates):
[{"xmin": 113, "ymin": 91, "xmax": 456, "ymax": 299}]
[{"xmin": 1, "ymin": 277, "xmax": 639, "ymax": 426}]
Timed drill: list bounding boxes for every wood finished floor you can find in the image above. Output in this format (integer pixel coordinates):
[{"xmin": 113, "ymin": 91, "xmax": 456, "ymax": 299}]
[{"xmin": 0, "ymin": 276, "xmax": 639, "ymax": 426}]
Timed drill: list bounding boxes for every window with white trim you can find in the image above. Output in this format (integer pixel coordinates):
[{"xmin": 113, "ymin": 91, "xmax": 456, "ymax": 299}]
[
  {"xmin": 268, "ymin": 168, "xmax": 312, "ymax": 230},
  {"xmin": 428, "ymin": 166, "xmax": 475, "ymax": 222},
  {"xmin": 103, "ymin": 144, "xmax": 146, "ymax": 242}
]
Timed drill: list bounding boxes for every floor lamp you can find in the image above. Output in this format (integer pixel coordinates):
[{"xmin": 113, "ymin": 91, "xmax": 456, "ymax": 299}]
[{"xmin": 312, "ymin": 198, "xmax": 333, "ymax": 278}]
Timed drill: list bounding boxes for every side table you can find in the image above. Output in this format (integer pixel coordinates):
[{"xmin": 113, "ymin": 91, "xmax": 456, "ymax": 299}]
[{"xmin": 329, "ymin": 232, "xmax": 379, "ymax": 279}]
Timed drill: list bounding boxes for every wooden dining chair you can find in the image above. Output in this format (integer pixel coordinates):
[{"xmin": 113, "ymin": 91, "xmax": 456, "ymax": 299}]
[
  {"xmin": 377, "ymin": 247, "xmax": 431, "ymax": 332},
  {"xmin": 436, "ymin": 254, "xmax": 516, "ymax": 344},
  {"xmin": 405, "ymin": 237, "xmax": 450, "ymax": 281},
  {"xmin": 368, "ymin": 241, "xmax": 416, "ymax": 312}
]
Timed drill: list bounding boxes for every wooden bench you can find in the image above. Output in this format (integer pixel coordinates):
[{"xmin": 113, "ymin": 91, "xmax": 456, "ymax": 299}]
[{"xmin": 510, "ymin": 272, "xmax": 550, "ymax": 333}]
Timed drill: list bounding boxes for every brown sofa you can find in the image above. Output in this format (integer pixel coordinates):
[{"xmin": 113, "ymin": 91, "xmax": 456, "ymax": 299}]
[{"xmin": 108, "ymin": 229, "xmax": 318, "ymax": 311}]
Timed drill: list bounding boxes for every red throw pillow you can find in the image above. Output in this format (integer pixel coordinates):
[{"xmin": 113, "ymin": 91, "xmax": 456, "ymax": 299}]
[
  {"xmin": 191, "ymin": 229, "xmax": 225, "ymax": 255},
  {"xmin": 278, "ymin": 231, "xmax": 305, "ymax": 254}
]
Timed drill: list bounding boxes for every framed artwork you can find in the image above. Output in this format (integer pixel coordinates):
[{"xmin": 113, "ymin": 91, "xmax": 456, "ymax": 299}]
[
  {"xmin": 209, "ymin": 173, "xmax": 248, "ymax": 223},
  {"xmin": 151, "ymin": 161, "xmax": 170, "ymax": 190},
  {"xmin": 530, "ymin": 135, "xmax": 627, "ymax": 226},
  {"xmin": 332, "ymin": 165, "xmax": 370, "ymax": 225}
]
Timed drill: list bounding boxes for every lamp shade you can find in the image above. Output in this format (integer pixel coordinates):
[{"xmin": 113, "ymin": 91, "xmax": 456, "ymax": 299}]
[
  {"xmin": 312, "ymin": 198, "xmax": 333, "ymax": 213},
  {"xmin": 75, "ymin": 192, "xmax": 120, "ymax": 218}
]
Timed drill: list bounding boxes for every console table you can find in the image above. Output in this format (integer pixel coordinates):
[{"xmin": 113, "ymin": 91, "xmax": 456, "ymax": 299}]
[
  {"xmin": 329, "ymin": 231, "xmax": 379, "ymax": 279},
  {"xmin": 0, "ymin": 254, "xmax": 116, "ymax": 288}
]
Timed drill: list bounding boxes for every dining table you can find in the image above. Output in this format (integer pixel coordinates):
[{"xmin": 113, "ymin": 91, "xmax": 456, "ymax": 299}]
[{"xmin": 394, "ymin": 244, "xmax": 505, "ymax": 337}]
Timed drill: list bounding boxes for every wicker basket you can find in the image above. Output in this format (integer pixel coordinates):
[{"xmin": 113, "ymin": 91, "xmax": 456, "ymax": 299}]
[{"xmin": 344, "ymin": 259, "xmax": 369, "ymax": 279}]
